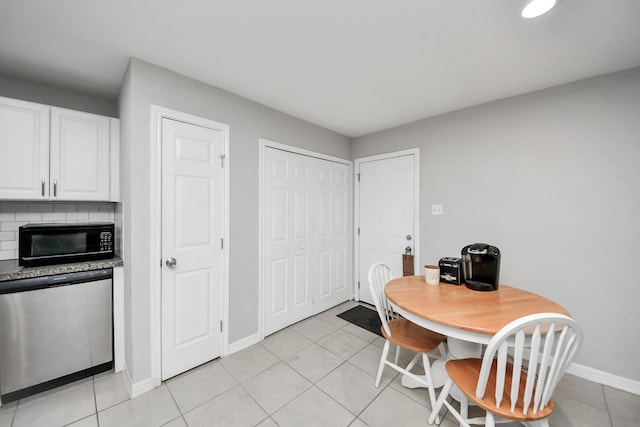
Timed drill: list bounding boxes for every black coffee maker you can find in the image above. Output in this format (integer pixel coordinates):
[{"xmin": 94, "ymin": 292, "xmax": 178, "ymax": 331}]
[{"xmin": 461, "ymin": 243, "xmax": 501, "ymax": 291}]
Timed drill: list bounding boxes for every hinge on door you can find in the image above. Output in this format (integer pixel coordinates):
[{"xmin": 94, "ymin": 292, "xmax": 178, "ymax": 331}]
[
  {"xmin": 220, "ymin": 154, "xmax": 226, "ymax": 167},
  {"xmin": 357, "ymin": 173, "xmax": 360, "ymax": 182},
  {"xmin": 220, "ymin": 320, "xmax": 223, "ymax": 332},
  {"xmin": 221, "ymin": 238, "xmax": 224, "ymax": 249},
  {"xmin": 357, "ymin": 281, "xmax": 360, "ymax": 290},
  {"xmin": 357, "ymin": 227, "xmax": 360, "ymax": 236}
]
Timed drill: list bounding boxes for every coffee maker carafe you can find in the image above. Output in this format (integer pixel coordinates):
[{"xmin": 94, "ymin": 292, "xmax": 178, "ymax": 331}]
[{"xmin": 461, "ymin": 243, "xmax": 501, "ymax": 291}]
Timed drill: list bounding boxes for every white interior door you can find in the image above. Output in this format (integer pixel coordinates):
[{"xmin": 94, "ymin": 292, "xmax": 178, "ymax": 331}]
[
  {"xmin": 263, "ymin": 148, "xmax": 314, "ymax": 335},
  {"xmin": 356, "ymin": 151, "xmax": 418, "ymax": 304},
  {"xmin": 314, "ymin": 159, "xmax": 350, "ymax": 313},
  {"xmin": 161, "ymin": 118, "xmax": 225, "ymax": 380},
  {"xmin": 263, "ymin": 145, "xmax": 351, "ymax": 336}
]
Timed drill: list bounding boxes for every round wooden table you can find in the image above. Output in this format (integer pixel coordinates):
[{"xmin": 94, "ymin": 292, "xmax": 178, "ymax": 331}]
[{"xmin": 385, "ymin": 275, "xmax": 571, "ymax": 390}]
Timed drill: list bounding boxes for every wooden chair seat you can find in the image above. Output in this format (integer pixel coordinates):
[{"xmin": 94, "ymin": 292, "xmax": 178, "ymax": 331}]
[
  {"xmin": 428, "ymin": 313, "xmax": 582, "ymax": 427},
  {"xmin": 446, "ymin": 358, "xmax": 554, "ymax": 422},
  {"xmin": 368, "ymin": 262, "xmax": 446, "ymax": 422},
  {"xmin": 383, "ymin": 318, "xmax": 445, "ymax": 354}
]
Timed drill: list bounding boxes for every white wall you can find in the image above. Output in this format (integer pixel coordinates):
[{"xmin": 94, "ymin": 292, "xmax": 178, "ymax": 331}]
[
  {"xmin": 352, "ymin": 67, "xmax": 640, "ymax": 382},
  {"xmin": 0, "ymin": 72, "xmax": 117, "ymax": 117},
  {"xmin": 118, "ymin": 58, "xmax": 351, "ymax": 384}
]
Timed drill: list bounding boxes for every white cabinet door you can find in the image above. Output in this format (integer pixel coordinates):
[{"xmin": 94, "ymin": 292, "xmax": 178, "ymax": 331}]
[
  {"xmin": 0, "ymin": 97, "xmax": 50, "ymax": 200},
  {"xmin": 50, "ymin": 107, "xmax": 111, "ymax": 201},
  {"xmin": 109, "ymin": 118, "xmax": 120, "ymax": 202}
]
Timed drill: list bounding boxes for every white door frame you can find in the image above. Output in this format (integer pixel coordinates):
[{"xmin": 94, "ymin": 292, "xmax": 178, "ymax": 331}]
[
  {"xmin": 149, "ymin": 106, "xmax": 230, "ymax": 388},
  {"xmin": 354, "ymin": 148, "xmax": 420, "ymax": 301},
  {"xmin": 258, "ymin": 138, "xmax": 353, "ymax": 339}
]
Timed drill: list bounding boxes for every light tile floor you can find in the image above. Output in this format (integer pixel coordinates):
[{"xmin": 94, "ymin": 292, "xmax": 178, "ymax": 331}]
[{"xmin": 1, "ymin": 301, "xmax": 639, "ymax": 427}]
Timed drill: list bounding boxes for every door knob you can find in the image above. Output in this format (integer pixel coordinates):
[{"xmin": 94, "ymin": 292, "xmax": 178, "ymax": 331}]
[
  {"xmin": 165, "ymin": 257, "xmax": 177, "ymax": 268},
  {"xmin": 406, "ymin": 235, "xmax": 412, "ymax": 241}
]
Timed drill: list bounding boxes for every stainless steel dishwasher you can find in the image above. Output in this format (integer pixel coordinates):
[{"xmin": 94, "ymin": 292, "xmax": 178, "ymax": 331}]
[{"xmin": 0, "ymin": 268, "xmax": 113, "ymax": 403}]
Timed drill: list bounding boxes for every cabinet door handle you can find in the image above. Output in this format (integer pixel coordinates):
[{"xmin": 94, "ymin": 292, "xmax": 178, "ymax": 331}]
[
  {"xmin": 53, "ymin": 180, "xmax": 57, "ymax": 197},
  {"xmin": 41, "ymin": 179, "xmax": 45, "ymax": 196}
]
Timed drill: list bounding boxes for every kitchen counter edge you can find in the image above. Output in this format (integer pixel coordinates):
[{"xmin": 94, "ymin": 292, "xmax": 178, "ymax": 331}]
[{"xmin": 0, "ymin": 257, "xmax": 124, "ymax": 282}]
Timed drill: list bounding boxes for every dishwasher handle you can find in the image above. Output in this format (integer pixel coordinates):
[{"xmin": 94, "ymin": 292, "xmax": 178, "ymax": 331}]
[{"xmin": 0, "ymin": 268, "xmax": 113, "ymax": 295}]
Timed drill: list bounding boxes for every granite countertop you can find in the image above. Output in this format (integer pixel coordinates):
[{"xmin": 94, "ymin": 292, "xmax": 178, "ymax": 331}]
[{"xmin": 0, "ymin": 257, "xmax": 124, "ymax": 282}]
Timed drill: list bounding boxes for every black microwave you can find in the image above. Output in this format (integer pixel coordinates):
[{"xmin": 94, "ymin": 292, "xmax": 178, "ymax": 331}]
[{"xmin": 19, "ymin": 222, "xmax": 115, "ymax": 267}]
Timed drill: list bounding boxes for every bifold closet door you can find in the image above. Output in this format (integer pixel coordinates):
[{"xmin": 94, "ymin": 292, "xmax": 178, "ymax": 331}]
[
  {"xmin": 263, "ymin": 147, "xmax": 350, "ymax": 336},
  {"xmin": 314, "ymin": 159, "xmax": 350, "ymax": 313}
]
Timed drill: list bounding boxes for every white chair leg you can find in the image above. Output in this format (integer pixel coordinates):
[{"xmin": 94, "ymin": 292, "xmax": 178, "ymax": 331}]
[
  {"xmin": 422, "ymin": 353, "xmax": 440, "ymax": 424},
  {"xmin": 428, "ymin": 378, "xmax": 454, "ymax": 425},
  {"xmin": 375, "ymin": 340, "xmax": 391, "ymax": 387},
  {"xmin": 459, "ymin": 393, "xmax": 469, "ymax": 427},
  {"xmin": 395, "ymin": 344, "xmax": 401, "ymax": 365},
  {"xmin": 485, "ymin": 412, "xmax": 495, "ymax": 427}
]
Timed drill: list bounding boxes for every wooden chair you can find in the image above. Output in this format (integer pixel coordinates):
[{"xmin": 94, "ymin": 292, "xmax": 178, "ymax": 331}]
[
  {"xmin": 428, "ymin": 312, "xmax": 583, "ymax": 427},
  {"xmin": 368, "ymin": 263, "xmax": 446, "ymax": 412}
]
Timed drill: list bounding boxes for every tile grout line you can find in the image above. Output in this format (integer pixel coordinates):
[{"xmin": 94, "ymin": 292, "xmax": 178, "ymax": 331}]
[
  {"xmin": 601, "ymin": 383, "xmax": 614, "ymax": 427},
  {"xmin": 163, "ymin": 381, "xmax": 189, "ymax": 426},
  {"xmin": 92, "ymin": 375, "xmax": 99, "ymax": 427}
]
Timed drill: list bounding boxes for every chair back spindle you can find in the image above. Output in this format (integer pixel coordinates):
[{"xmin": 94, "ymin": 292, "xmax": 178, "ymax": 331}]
[
  {"xmin": 368, "ymin": 263, "xmax": 395, "ymax": 337},
  {"xmin": 476, "ymin": 313, "xmax": 583, "ymax": 417}
]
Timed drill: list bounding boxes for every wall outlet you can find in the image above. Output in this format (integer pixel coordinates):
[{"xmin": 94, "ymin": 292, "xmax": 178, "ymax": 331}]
[{"xmin": 431, "ymin": 204, "xmax": 444, "ymax": 215}]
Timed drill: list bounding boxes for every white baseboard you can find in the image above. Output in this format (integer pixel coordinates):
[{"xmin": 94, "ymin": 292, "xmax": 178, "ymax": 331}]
[
  {"xmin": 121, "ymin": 361, "xmax": 133, "ymax": 398},
  {"xmin": 517, "ymin": 347, "xmax": 639, "ymax": 396},
  {"xmin": 226, "ymin": 331, "xmax": 262, "ymax": 355},
  {"xmin": 118, "ymin": 332, "xmax": 261, "ymax": 402},
  {"xmin": 130, "ymin": 376, "xmax": 159, "ymax": 399},
  {"xmin": 567, "ymin": 363, "xmax": 640, "ymax": 395},
  {"xmin": 121, "ymin": 360, "xmax": 161, "ymax": 399}
]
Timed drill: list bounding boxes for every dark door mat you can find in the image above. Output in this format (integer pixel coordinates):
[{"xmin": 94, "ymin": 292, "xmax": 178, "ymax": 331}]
[{"xmin": 337, "ymin": 304, "xmax": 383, "ymax": 337}]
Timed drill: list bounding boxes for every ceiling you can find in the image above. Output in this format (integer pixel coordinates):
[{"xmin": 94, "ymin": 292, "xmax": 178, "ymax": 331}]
[{"xmin": 1, "ymin": 1, "xmax": 639, "ymax": 137}]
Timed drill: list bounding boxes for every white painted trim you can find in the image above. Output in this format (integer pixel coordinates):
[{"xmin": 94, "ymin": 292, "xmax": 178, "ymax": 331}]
[
  {"xmin": 150, "ymin": 105, "xmax": 231, "ymax": 387},
  {"xmin": 129, "ymin": 377, "xmax": 158, "ymax": 399},
  {"xmin": 258, "ymin": 138, "xmax": 353, "ymax": 341},
  {"xmin": 121, "ymin": 359, "xmax": 133, "ymax": 398},
  {"xmin": 354, "ymin": 148, "xmax": 421, "ymax": 301},
  {"xmin": 568, "ymin": 363, "xmax": 640, "ymax": 396},
  {"xmin": 121, "ymin": 357, "xmax": 154, "ymax": 399},
  {"xmin": 226, "ymin": 332, "xmax": 262, "ymax": 355},
  {"xmin": 262, "ymin": 139, "xmax": 352, "ymax": 165},
  {"xmin": 112, "ymin": 266, "xmax": 124, "ymax": 373}
]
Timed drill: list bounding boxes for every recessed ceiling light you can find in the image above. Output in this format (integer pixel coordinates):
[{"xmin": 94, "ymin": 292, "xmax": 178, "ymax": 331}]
[{"xmin": 521, "ymin": 0, "xmax": 557, "ymax": 18}]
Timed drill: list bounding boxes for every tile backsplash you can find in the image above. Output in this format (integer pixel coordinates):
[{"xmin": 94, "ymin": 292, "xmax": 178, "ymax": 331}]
[{"xmin": 0, "ymin": 201, "xmax": 118, "ymax": 260}]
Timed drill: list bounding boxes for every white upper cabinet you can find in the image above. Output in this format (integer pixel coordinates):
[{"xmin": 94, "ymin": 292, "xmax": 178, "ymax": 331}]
[
  {"xmin": 50, "ymin": 107, "xmax": 111, "ymax": 201},
  {"xmin": 0, "ymin": 97, "xmax": 50, "ymax": 200},
  {"xmin": 0, "ymin": 96, "xmax": 119, "ymax": 201}
]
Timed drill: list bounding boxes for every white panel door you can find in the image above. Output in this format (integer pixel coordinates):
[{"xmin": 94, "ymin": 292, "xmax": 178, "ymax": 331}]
[
  {"xmin": 50, "ymin": 107, "xmax": 111, "ymax": 200},
  {"xmin": 0, "ymin": 97, "xmax": 50, "ymax": 199},
  {"xmin": 263, "ymin": 146, "xmax": 351, "ymax": 335},
  {"xmin": 314, "ymin": 160, "xmax": 350, "ymax": 313},
  {"xmin": 161, "ymin": 118, "xmax": 224, "ymax": 380},
  {"xmin": 263, "ymin": 148, "xmax": 313, "ymax": 335},
  {"xmin": 357, "ymin": 153, "xmax": 417, "ymax": 304}
]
